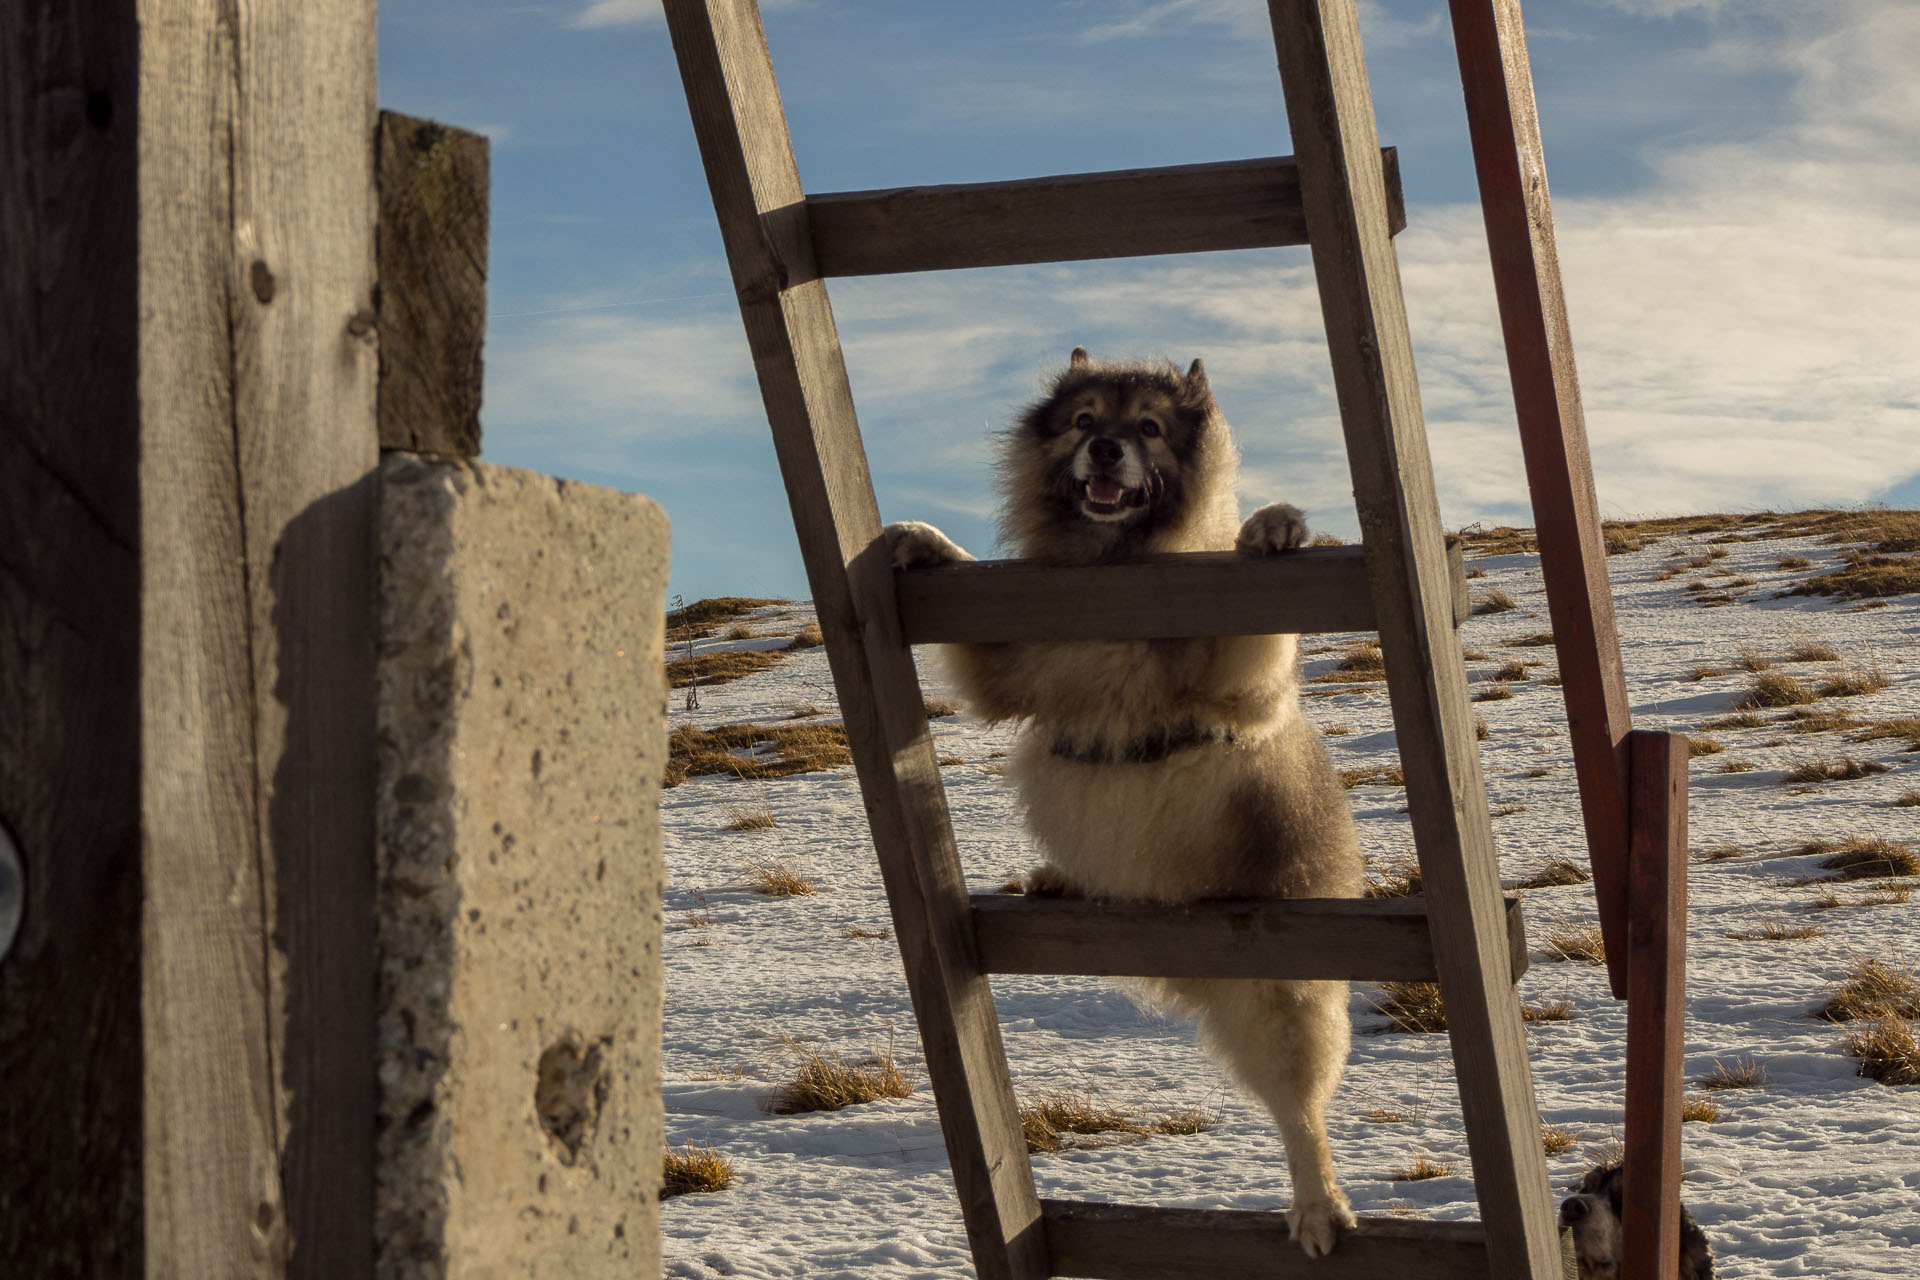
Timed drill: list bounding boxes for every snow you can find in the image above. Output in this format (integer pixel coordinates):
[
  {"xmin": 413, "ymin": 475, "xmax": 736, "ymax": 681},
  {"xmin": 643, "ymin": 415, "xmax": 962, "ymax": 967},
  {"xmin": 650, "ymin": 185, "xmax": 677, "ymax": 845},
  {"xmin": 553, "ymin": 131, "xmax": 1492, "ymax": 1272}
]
[{"xmin": 658, "ymin": 525, "xmax": 1920, "ymax": 1277}]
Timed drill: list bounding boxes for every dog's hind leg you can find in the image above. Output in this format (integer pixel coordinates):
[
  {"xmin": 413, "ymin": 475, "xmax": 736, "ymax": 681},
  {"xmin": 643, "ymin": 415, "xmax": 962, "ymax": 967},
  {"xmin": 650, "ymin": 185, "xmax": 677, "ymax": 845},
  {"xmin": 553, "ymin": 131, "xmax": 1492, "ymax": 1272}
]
[{"xmin": 1192, "ymin": 978, "xmax": 1356, "ymax": 1257}]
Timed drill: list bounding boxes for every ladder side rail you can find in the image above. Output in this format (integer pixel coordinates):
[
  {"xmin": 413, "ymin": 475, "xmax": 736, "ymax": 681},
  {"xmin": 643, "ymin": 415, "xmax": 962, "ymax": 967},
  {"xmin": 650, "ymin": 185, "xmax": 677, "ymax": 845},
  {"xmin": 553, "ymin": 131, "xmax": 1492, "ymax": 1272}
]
[
  {"xmin": 1266, "ymin": 3, "xmax": 1566, "ymax": 1275},
  {"xmin": 1445, "ymin": 0, "xmax": 1637, "ymax": 998},
  {"xmin": 1624, "ymin": 730, "xmax": 1690, "ymax": 1280},
  {"xmin": 659, "ymin": 4, "xmax": 1047, "ymax": 1276},
  {"xmin": 805, "ymin": 150, "xmax": 1406, "ymax": 276}
]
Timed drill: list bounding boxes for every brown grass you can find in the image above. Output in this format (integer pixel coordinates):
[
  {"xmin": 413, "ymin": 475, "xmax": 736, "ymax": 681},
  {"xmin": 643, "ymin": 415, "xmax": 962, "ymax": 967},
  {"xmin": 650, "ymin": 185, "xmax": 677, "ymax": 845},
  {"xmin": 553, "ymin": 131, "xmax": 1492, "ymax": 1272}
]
[
  {"xmin": 1812, "ymin": 959, "xmax": 1920, "ymax": 1023},
  {"xmin": 1540, "ymin": 925, "xmax": 1606, "ymax": 966},
  {"xmin": 784, "ymin": 621, "xmax": 825, "ymax": 650},
  {"xmin": 1697, "ymin": 1056, "xmax": 1768, "ymax": 1092},
  {"xmin": 1603, "ymin": 530, "xmax": 1643, "ymax": 555},
  {"xmin": 662, "ymin": 1144, "xmax": 736, "ymax": 1198},
  {"xmin": 1681, "ymin": 1096, "xmax": 1722, "ymax": 1123},
  {"xmin": 667, "ymin": 597, "xmax": 787, "ymax": 634},
  {"xmin": 1372, "ymin": 981, "xmax": 1447, "ymax": 1033},
  {"xmin": 1737, "ymin": 650, "xmax": 1774, "ymax": 673},
  {"xmin": 1847, "ymin": 1017, "xmax": 1920, "ymax": 1086},
  {"xmin": 1473, "ymin": 685, "xmax": 1515, "ymax": 702},
  {"xmin": 1717, "ymin": 759, "xmax": 1757, "ymax": 774},
  {"xmin": 842, "ymin": 925, "xmax": 892, "ymax": 941},
  {"xmin": 1510, "ymin": 632, "xmax": 1556, "ymax": 647},
  {"xmin": 667, "ymin": 649, "xmax": 785, "ymax": 689},
  {"xmin": 1866, "ymin": 884, "xmax": 1916, "ymax": 906},
  {"xmin": 924, "ymin": 696, "xmax": 962, "ymax": 718},
  {"xmin": 769, "ymin": 1041, "xmax": 913, "ymax": 1114},
  {"xmin": 1390, "ymin": 1153, "xmax": 1459, "ymax": 1181},
  {"xmin": 1781, "ymin": 708, "xmax": 1866, "ymax": 735},
  {"xmin": 1472, "ymin": 588, "xmax": 1518, "ymax": 615},
  {"xmin": 1781, "ymin": 756, "xmax": 1891, "ymax": 785},
  {"xmin": 665, "ymin": 722, "xmax": 852, "ymax": 788},
  {"xmin": 1474, "ymin": 715, "xmax": 1490, "ymax": 741},
  {"xmin": 747, "ymin": 857, "xmax": 819, "ymax": 897},
  {"xmin": 1492, "ymin": 660, "xmax": 1531, "ymax": 682},
  {"xmin": 1778, "ymin": 555, "xmax": 1813, "ymax": 570},
  {"xmin": 1803, "ymin": 836, "xmax": 1919, "ymax": 881},
  {"xmin": 1018, "ymin": 1091, "xmax": 1215, "ymax": 1154},
  {"xmin": 1340, "ymin": 765, "xmax": 1406, "ymax": 789},
  {"xmin": 1339, "ymin": 642, "xmax": 1388, "ymax": 674},
  {"xmin": 1725, "ymin": 917, "xmax": 1824, "ymax": 942},
  {"xmin": 1688, "ymin": 737, "xmax": 1725, "ymax": 757},
  {"xmin": 1522, "ymin": 1000, "xmax": 1574, "ymax": 1024},
  {"xmin": 1697, "ymin": 842, "xmax": 1744, "ymax": 862},
  {"xmin": 1737, "ymin": 671, "xmax": 1816, "ymax": 708},
  {"xmin": 1687, "ymin": 666, "xmax": 1727, "ymax": 681},
  {"xmin": 1851, "ymin": 717, "xmax": 1920, "ymax": 750},
  {"xmin": 1703, "ymin": 710, "xmax": 1768, "ymax": 729},
  {"xmin": 1786, "ymin": 640, "xmax": 1840, "ymax": 662},
  {"xmin": 1895, "ymin": 791, "xmax": 1920, "ymax": 808},
  {"xmin": 1366, "ymin": 861, "xmax": 1424, "ymax": 898},
  {"xmin": 1817, "ymin": 665, "xmax": 1890, "ymax": 698},
  {"xmin": 722, "ymin": 805, "xmax": 777, "ymax": 831},
  {"xmin": 1541, "ymin": 1124, "xmax": 1580, "ymax": 1155},
  {"xmin": 1516, "ymin": 859, "xmax": 1590, "ymax": 889}
]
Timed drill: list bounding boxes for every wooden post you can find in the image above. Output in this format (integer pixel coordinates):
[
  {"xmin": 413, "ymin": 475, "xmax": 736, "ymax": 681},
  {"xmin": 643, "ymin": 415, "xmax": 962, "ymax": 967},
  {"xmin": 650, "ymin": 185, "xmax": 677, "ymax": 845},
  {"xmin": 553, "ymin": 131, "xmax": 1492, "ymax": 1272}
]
[
  {"xmin": 1445, "ymin": 0, "xmax": 1636, "ymax": 998},
  {"xmin": 377, "ymin": 111, "xmax": 490, "ymax": 459},
  {"xmin": 1624, "ymin": 730, "xmax": 1688, "ymax": 1280},
  {"xmin": 2, "ymin": 1, "xmax": 380, "ymax": 1273}
]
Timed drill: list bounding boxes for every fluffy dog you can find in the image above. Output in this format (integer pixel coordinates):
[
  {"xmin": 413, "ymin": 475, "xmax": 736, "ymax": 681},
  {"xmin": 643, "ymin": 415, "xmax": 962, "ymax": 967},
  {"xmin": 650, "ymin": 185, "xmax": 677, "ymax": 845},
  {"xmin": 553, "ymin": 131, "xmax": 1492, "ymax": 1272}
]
[
  {"xmin": 1559, "ymin": 1160, "xmax": 1716, "ymax": 1279},
  {"xmin": 884, "ymin": 348, "xmax": 1364, "ymax": 1256}
]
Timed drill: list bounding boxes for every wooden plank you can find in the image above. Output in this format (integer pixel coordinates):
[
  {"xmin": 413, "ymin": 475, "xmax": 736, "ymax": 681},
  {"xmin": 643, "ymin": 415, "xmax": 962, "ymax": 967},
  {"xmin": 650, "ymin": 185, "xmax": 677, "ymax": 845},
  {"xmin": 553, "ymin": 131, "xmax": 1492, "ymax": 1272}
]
[
  {"xmin": 896, "ymin": 542, "xmax": 1465, "ymax": 643},
  {"xmin": 1042, "ymin": 1201, "xmax": 1493, "ymax": 1278},
  {"xmin": 376, "ymin": 110, "xmax": 489, "ymax": 458},
  {"xmin": 1445, "ymin": 0, "xmax": 1634, "ymax": 998},
  {"xmin": 660, "ymin": 3, "xmax": 1047, "ymax": 1276},
  {"xmin": 0, "ymin": 3, "xmax": 146, "ymax": 1270},
  {"xmin": 1623, "ymin": 730, "xmax": 1688, "ymax": 1280},
  {"xmin": 806, "ymin": 149, "xmax": 1406, "ymax": 277},
  {"xmin": 973, "ymin": 895, "xmax": 1529, "ymax": 983},
  {"xmin": 228, "ymin": 4, "xmax": 382, "ymax": 1274},
  {"xmin": 1265, "ymin": 3, "xmax": 1564, "ymax": 1275}
]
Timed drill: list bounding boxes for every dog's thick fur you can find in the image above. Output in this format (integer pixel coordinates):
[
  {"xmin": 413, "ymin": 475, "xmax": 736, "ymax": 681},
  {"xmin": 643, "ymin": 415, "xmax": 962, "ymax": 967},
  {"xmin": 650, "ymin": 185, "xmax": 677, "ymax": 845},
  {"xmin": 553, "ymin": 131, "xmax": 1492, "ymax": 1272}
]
[
  {"xmin": 884, "ymin": 349, "xmax": 1364, "ymax": 1256},
  {"xmin": 1559, "ymin": 1159, "xmax": 1716, "ymax": 1279}
]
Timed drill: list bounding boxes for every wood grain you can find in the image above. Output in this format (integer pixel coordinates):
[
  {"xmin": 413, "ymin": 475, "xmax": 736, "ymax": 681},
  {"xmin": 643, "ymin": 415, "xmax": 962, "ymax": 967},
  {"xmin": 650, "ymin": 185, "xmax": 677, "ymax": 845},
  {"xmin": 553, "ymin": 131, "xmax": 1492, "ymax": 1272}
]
[
  {"xmin": 0, "ymin": 3, "xmax": 145, "ymax": 1271},
  {"xmin": 973, "ymin": 895, "xmax": 1529, "ymax": 983},
  {"xmin": 661, "ymin": 2, "xmax": 1047, "ymax": 1275},
  {"xmin": 1445, "ymin": 0, "xmax": 1635, "ymax": 999},
  {"xmin": 807, "ymin": 150, "xmax": 1406, "ymax": 277},
  {"xmin": 1624, "ymin": 730, "xmax": 1688, "ymax": 1280},
  {"xmin": 377, "ymin": 111, "xmax": 488, "ymax": 458},
  {"xmin": 1267, "ymin": 2, "xmax": 1564, "ymax": 1275}
]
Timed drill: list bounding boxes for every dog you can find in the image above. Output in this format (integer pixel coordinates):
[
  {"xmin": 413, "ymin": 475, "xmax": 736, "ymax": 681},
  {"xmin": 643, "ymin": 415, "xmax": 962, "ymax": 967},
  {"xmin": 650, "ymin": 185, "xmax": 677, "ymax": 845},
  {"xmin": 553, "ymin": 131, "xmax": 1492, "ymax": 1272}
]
[
  {"xmin": 884, "ymin": 347, "xmax": 1365, "ymax": 1256},
  {"xmin": 1560, "ymin": 1159, "xmax": 1716, "ymax": 1279}
]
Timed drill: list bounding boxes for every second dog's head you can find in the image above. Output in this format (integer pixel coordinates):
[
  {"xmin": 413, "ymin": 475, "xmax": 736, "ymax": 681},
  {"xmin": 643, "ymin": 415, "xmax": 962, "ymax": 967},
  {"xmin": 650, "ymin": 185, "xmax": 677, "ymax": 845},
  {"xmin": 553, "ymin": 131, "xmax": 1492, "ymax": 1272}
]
[
  {"xmin": 998, "ymin": 347, "xmax": 1239, "ymax": 562},
  {"xmin": 1560, "ymin": 1159, "xmax": 1716, "ymax": 1280}
]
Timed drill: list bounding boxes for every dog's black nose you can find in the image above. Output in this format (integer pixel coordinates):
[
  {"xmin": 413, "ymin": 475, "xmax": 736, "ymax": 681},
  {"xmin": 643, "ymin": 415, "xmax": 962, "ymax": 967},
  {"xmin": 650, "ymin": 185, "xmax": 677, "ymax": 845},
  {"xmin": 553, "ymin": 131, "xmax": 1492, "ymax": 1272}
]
[
  {"xmin": 1088, "ymin": 437, "xmax": 1123, "ymax": 466},
  {"xmin": 1561, "ymin": 1197, "xmax": 1588, "ymax": 1222}
]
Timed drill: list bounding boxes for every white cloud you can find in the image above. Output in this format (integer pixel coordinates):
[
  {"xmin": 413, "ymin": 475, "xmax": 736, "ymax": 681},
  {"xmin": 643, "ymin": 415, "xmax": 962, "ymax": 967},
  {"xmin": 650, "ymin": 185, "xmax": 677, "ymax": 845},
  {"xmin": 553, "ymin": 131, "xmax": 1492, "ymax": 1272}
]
[{"xmin": 571, "ymin": 0, "xmax": 661, "ymax": 28}]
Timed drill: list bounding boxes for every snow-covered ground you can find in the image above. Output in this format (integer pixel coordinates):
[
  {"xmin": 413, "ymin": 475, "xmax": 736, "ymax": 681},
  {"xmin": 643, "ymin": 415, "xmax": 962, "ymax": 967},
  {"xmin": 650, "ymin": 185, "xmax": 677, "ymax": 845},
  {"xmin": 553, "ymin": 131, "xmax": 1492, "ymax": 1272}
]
[{"xmin": 658, "ymin": 521, "xmax": 1920, "ymax": 1278}]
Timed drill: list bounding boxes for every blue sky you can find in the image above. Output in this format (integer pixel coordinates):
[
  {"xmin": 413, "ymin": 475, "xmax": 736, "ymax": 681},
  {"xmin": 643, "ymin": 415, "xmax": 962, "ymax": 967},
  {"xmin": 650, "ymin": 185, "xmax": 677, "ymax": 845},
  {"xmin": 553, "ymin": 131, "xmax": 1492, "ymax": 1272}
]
[{"xmin": 381, "ymin": 1, "xmax": 1920, "ymax": 602}]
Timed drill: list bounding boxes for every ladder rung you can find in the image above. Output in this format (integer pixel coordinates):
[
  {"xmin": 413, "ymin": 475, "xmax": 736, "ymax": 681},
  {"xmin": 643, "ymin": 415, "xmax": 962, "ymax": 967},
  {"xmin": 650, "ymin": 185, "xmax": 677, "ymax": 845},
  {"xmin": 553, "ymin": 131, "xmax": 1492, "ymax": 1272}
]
[
  {"xmin": 972, "ymin": 895, "xmax": 1528, "ymax": 983},
  {"xmin": 1042, "ymin": 1201, "xmax": 1501, "ymax": 1278},
  {"xmin": 807, "ymin": 150, "xmax": 1406, "ymax": 277},
  {"xmin": 894, "ymin": 544, "xmax": 1466, "ymax": 644}
]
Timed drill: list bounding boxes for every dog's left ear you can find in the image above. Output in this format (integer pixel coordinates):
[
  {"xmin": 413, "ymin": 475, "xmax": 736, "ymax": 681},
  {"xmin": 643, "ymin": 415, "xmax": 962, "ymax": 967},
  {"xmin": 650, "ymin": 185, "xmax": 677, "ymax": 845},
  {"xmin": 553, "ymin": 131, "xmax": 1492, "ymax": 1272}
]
[
  {"xmin": 1070, "ymin": 346, "xmax": 1090, "ymax": 369},
  {"xmin": 1184, "ymin": 357, "xmax": 1210, "ymax": 399}
]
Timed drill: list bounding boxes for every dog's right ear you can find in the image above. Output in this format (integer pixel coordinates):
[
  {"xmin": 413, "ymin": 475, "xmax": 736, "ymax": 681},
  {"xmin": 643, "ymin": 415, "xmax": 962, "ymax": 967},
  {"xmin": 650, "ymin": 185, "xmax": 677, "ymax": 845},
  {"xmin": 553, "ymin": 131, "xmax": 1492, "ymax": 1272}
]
[{"xmin": 1069, "ymin": 346, "xmax": 1089, "ymax": 369}]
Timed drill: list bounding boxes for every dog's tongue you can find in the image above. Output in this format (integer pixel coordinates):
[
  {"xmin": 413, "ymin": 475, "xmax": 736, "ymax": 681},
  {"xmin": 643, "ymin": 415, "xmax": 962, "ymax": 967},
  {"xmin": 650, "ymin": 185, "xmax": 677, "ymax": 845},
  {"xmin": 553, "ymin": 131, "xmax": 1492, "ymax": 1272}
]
[{"xmin": 1088, "ymin": 477, "xmax": 1126, "ymax": 504}]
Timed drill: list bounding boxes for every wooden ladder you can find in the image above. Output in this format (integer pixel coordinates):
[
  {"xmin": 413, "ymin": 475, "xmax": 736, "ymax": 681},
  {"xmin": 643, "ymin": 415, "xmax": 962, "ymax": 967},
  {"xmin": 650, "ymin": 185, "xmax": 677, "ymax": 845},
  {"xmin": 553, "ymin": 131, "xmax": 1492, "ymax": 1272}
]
[{"xmin": 663, "ymin": 1, "xmax": 1677, "ymax": 1275}]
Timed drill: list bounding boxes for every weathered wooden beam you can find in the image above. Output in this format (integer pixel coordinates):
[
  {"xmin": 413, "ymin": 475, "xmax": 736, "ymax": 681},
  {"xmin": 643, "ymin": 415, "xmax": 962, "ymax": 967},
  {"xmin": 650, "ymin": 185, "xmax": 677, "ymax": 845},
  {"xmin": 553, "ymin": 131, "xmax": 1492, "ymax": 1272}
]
[
  {"xmin": 1267, "ymin": 1, "xmax": 1564, "ymax": 1274},
  {"xmin": 973, "ymin": 895, "xmax": 1529, "ymax": 983},
  {"xmin": 895, "ymin": 540, "xmax": 1468, "ymax": 644},
  {"xmin": 1445, "ymin": 0, "xmax": 1635, "ymax": 998},
  {"xmin": 806, "ymin": 149, "xmax": 1406, "ymax": 277},
  {"xmin": 1042, "ymin": 1202, "xmax": 1498, "ymax": 1278},
  {"xmin": 1623, "ymin": 729, "xmax": 1688, "ymax": 1280},
  {"xmin": 376, "ymin": 110, "xmax": 489, "ymax": 458},
  {"xmin": 0, "ymin": 4, "xmax": 144, "ymax": 1271}
]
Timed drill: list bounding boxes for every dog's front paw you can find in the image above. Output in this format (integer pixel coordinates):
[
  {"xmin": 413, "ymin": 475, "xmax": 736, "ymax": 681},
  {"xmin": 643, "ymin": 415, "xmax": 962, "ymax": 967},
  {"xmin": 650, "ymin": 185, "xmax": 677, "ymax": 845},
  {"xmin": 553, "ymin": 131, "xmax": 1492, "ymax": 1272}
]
[
  {"xmin": 1236, "ymin": 503, "xmax": 1310, "ymax": 556},
  {"xmin": 1287, "ymin": 1194, "xmax": 1356, "ymax": 1258},
  {"xmin": 883, "ymin": 521, "xmax": 974, "ymax": 570},
  {"xmin": 1022, "ymin": 864, "xmax": 1077, "ymax": 897}
]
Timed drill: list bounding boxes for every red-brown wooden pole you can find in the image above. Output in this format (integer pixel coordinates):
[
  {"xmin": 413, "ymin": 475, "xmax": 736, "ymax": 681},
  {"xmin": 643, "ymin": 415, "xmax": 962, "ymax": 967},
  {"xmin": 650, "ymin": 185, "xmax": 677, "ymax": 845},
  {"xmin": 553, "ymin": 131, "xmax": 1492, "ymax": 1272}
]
[
  {"xmin": 1624, "ymin": 729, "xmax": 1688, "ymax": 1280},
  {"xmin": 1446, "ymin": 0, "xmax": 1636, "ymax": 998}
]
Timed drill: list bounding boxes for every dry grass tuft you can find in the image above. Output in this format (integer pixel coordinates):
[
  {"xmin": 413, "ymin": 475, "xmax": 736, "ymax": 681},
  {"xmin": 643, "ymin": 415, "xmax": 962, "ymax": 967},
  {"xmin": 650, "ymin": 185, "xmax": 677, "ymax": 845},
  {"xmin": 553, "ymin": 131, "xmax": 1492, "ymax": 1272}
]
[
  {"xmin": 1817, "ymin": 665, "xmax": 1890, "ymax": 698},
  {"xmin": 784, "ymin": 621, "xmax": 825, "ymax": 650},
  {"xmin": 1603, "ymin": 530, "xmax": 1643, "ymax": 555},
  {"xmin": 1781, "ymin": 757, "xmax": 1892, "ymax": 785},
  {"xmin": 667, "ymin": 649, "xmax": 785, "ymax": 689},
  {"xmin": 1697, "ymin": 842, "xmax": 1744, "ymax": 862},
  {"xmin": 1782, "ymin": 707, "xmax": 1866, "ymax": 735},
  {"xmin": 1018, "ymin": 1091, "xmax": 1214, "ymax": 1154},
  {"xmin": 1688, "ymin": 737, "xmax": 1725, "ymax": 757},
  {"xmin": 1850, "ymin": 717, "xmax": 1920, "ymax": 750},
  {"xmin": 1725, "ymin": 917, "xmax": 1824, "ymax": 942},
  {"xmin": 665, "ymin": 721, "xmax": 852, "ymax": 788},
  {"xmin": 1703, "ymin": 710, "xmax": 1768, "ymax": 729},
  {"xmin": 1365, "ymin": 1106, "xmax": 1409, "ymax": 1123},
  {"xmin": 1365, "ymin": 861, "xmax": 1424, "ymax": 898},
  {"xmin": 747, "ymin": 857, "xmax": 819, "ymax": 897},
  {"xmin": 1865, "ymin": 884, "xmax": 1915, "ymax": 906},
  {"xmin": 1473, "ymin": 684, "xmax": 1516, "ymax": 703},
  {"xmin": 722, "ymin": 805, "xmax": 777, "ymax": 831},
  {"xmin": 1517, "ymin": 859, "xmax": 1590, "ymax": 889},
  {"xmin": 842, "ymin": 925, "xmax": 892, "ymax": 941},
  {"xmin": 924, "ymin": 696, "xmax": 962, "ymax": 718},
  {"xmin": 662, "ymin": 1144, "xmax": 736, "ymax": 1198},
  {"xmin": 1698, "ymin": 1056, "xmax": 1768, "ymax": 1092},
  {"xmin": 1687, "ymin": 666, "xmax": 1727, "ymax": 681},
  {"xmin": 1390, "ymin": 1153, "xmax": 1459, "ymax": 1181},
  {"xmin": 1847, "ymin": 1018, "xmax": 1920, "ymax": 1086},
  {"xmin": 1778, "ymin": 555, "xmax": 1813, "ymax": 570},
  {"xmin": 1804, "ymin": 835, "xmax": 1919, "ymax": 880},
  {"xmin": 1895, "ymin": 791, "xmax": 1920, "ymax": 808},
  {"xmin": 1813, "ymin": 959, "xmax": 1920, "ymax": 1023},
  {"xmin": 1540, "ymin": 925, "xmax": 1606, "ymax": 966},
  {"xmin": 1372, "ymin": 981, "xmax": 1447, "ymax": 1033},
  {"xmin": 1717, "ymin": 759, "xmax": 1757, "ymax": 774},
  {"xmin": 1737, "ymin": 650, "xmax": 1775, "ymax": 673},
  {"xmin": 1492, "ymin": 660, "xmax": 1531, "ymax": 682},
  {"xmin": 1522, "ymin": 1000, "xmax": 1574, "ymax": 1024},
  {"xmin": 1786, "ymin": 640, "xmax": 1840, "ymax": 662},
  {"xmin": 1681, "ymin": 1096, "xmax": 1722, "ymax": 1123},
  {"xmin": 667, "ymin": 597, "xmax": 787, "ymax": 634},
  {"xmin": 769, "ymin": 1041, "xmax": 913, "ymax": 1114},
  {"xmin": 1340, "ymin": 765, "xmax": 1406, "ymax": 790},
  {"xmin": 1474, "ymin": 715, "xmax": 1490, "ymax": 741},
  {"xmin": 1541, "ymin": 1124, "xmax": 1580, "ymax": 1154},
  {"xmin": 1737, "ymin": 671, "xmax": 1816, "ymax": 708},
  {"xmin": 1472, "ymin": 588, "xmax": 1518, "ymax": 615},
  {"xmin": 1339, "ymin": 642, "xmax": 1388, "ymax": 675},
  {"xmin": 1510, "ymin": 632, "xmax": 1556, "ymax": 647}
]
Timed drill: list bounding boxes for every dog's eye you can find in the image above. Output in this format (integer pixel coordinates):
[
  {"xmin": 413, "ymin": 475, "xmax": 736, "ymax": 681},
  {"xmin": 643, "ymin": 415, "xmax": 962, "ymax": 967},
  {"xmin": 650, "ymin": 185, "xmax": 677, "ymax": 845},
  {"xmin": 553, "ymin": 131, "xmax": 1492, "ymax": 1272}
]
[
  {"xmin": 1072, "ymin": 411, "xmax": 1096, "ymax": 430},
  {"xmin": 1138, "ymin": 417, "xmax": 1162, "ymax": 438}
]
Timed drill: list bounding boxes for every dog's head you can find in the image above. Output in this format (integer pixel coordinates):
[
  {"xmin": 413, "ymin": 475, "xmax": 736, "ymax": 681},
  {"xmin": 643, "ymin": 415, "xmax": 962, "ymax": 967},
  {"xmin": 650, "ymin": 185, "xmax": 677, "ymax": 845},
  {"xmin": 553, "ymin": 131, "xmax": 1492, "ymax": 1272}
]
[
  {"xmin": 999, "ymin": 347, "xmax": 1234, "ymax": 561},
  {"xmin": 1560, "ymin": 1160, "xmax": 1715, "ymax": 1280}
]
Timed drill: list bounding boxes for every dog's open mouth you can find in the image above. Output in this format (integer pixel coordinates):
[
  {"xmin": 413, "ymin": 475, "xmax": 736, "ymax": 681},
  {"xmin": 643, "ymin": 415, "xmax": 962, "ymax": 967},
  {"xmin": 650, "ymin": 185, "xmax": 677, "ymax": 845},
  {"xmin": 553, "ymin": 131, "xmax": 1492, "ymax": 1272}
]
[{"xmin": 1080, "ymin": 475, "xmax": 1145, "ymax": 516}]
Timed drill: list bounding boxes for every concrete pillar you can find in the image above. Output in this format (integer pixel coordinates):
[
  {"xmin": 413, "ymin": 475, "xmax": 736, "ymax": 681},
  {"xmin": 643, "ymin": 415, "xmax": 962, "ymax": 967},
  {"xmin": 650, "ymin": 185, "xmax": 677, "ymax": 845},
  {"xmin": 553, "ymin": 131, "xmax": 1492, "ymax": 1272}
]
[{"xmin": 374, "ymin": 454, "xmax": 668, "ymax": 1278}]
